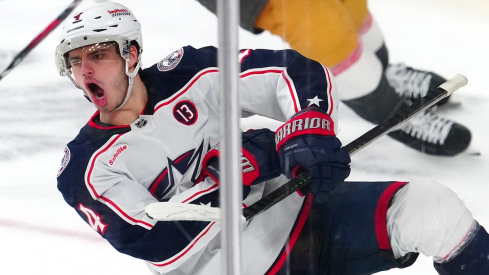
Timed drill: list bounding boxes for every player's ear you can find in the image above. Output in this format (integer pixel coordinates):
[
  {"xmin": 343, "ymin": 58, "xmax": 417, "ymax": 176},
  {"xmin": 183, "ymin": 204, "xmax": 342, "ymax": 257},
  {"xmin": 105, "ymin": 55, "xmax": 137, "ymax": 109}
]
[{"xmin": 128, "ymin": 45, "xmax": 139, "ymax": 69}]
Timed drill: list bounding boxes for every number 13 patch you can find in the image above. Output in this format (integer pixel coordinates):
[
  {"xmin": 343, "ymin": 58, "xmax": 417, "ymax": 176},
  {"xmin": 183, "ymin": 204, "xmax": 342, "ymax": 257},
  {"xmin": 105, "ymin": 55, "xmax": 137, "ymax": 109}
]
[{"xmin": 173, "ymin": 100, "xmax": 198, "ymax": 125}]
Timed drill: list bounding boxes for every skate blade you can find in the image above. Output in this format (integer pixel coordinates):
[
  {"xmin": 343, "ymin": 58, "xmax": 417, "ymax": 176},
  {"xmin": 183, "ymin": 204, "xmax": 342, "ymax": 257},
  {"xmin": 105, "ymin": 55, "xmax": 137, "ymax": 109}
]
[{"xmin": 460, "ymin": 145, "xmax": 481, "ymax": 157}]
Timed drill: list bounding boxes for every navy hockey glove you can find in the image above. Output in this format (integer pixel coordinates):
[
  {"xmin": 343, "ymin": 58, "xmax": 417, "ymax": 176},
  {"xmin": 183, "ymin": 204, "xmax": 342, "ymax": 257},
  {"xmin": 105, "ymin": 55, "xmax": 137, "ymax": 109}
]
[
  {"xmin": 275, "ymin": 107, "xmax": 351, "ymax": 203},
  {"xmin": 200, "ymin": 129, "xmax": 281, "ymax": 199},
  {"xmin": 241, "ymin": 128, "xmax": 282, "ymax": 184}
]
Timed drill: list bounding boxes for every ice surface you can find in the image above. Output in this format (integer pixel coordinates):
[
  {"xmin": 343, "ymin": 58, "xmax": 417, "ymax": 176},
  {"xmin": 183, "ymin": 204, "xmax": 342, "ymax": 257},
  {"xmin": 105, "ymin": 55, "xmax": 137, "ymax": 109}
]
[{"xmin": 0, "ymin": 0, "xmax": 488, "ymax": 274}]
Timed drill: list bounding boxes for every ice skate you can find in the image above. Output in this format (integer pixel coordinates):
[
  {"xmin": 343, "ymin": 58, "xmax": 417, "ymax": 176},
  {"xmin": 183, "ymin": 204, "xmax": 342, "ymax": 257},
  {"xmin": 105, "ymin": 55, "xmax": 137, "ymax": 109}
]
[
  {"xmin": 386, "ymin": 63, "xmax": 451, "ymax": 107},
  {"xmin": 388, "ymin": 110, "xmax": 471, "ymax": 156}
]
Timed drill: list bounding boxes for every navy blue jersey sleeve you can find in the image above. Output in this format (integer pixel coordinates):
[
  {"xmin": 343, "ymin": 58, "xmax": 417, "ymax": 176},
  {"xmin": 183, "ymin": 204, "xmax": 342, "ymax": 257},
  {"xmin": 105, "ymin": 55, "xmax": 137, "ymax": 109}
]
[
  {"xmin": 237, "ymin": 48, "xmax": 338, "ymax": 129},
  {"xmin": 141, "ymin": 46, "xmax": 339, "ymax": 131}
]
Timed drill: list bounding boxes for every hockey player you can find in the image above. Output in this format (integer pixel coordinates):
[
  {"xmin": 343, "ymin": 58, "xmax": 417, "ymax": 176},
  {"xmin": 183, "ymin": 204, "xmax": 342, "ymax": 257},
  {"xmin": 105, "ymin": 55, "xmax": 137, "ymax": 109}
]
[
  {"xmin": 55, "ymin": 2, "xmax": 488, "ymax": 274},
  {"xmin": 196, "ymin": 0, "xmax": 472, "ymax": 156}
]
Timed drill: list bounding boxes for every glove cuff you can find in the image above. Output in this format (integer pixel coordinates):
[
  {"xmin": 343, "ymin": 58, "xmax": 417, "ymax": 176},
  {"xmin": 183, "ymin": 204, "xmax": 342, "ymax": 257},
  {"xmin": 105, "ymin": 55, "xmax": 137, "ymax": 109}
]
[
  {"xmin": 199, "ymin": 144, "xmax": 264, "ymax": 186},
  {"xmin": 241, "ymin": 148, "xmax": 260, "ymax": 186},
  {"xmin": 199, "ymin": 146, "xmax": 220, "ymax": 184},
  {"xmin": 275, "ymin": 108, "xmax": 335, "ymax": 150}
]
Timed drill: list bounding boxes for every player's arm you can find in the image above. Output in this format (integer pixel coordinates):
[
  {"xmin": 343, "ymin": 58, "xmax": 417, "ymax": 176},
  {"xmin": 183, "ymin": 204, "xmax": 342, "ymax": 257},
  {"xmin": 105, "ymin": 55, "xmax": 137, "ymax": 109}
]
[
  {"xmin": 154, "ymin": 46, "xmax": 338, "ymax": 125},
  {"xmin": 57, "ymin": 147, "xmax": 220, "ymax": 273},
  {"xmin": 236, "ymin": 49, "xmax": 350, "ymax": 202},
  {"xmin": 237, "ymin": 48, "xmax": 339, "ymax": 127},
  {"xmin": 160, "ymin": 46, "xmax": 349, "ymax": 201},
  {"xmin": 172, "ymin": 46, "xmax": 338, "ymax": 125},
  {"xmin": 173, "ymin": 128, "xmax": 281, "ymax": 207}
]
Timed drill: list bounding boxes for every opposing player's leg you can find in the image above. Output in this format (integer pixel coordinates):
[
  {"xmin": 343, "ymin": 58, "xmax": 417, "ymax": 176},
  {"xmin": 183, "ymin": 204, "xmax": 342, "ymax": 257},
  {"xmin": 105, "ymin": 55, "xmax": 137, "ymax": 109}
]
[
  {"xmin": 388, "ymin": 180, "xmax": 489, "ymax": 274},
  {"xmin": 255, "ymin": 0, "xmax": 360, "ymax": 68},
  {"xmin": 255, "ymin": 0, "xmax": 471, "ymax": 156},
  {"xmin": 351, "ymin": 14, "xmax": 471, "ymax": 156},
  {"xmin": 334, "ymin": 10, "xmax": 471, "ymax": 156},
  {"xmin": 341, "ymin": 1, "xmax": 450, "ymax": 106}
]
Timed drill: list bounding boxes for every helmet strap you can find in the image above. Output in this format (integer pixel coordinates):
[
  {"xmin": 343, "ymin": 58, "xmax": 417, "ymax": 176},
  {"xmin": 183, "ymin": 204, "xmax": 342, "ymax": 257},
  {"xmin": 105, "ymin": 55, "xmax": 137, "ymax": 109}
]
[{"xmin": 114, "ymin": 54, "xmax": 142, "ymax": 111}]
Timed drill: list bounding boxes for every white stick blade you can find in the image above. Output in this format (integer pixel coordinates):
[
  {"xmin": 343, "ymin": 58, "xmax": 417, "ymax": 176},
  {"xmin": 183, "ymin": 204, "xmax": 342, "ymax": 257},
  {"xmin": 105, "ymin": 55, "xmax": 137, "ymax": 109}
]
[{"xmin": 145, "ymin": 202, "xmax": 221, "ymax": 222}]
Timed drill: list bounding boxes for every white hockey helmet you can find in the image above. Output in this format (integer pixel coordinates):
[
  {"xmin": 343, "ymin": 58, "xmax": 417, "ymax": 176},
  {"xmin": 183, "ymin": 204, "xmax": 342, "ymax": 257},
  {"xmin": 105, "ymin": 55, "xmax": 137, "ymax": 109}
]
[{"xmin": 55, "ymin": 2, "xmax": 143, "ymax": 109}]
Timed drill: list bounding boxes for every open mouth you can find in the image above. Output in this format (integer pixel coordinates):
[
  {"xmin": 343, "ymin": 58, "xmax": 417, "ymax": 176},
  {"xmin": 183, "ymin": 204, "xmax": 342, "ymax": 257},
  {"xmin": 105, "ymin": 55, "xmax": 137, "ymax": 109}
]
[{"xmin": 86, "ymin": 82, "xmax": 105, "ymax": 99}]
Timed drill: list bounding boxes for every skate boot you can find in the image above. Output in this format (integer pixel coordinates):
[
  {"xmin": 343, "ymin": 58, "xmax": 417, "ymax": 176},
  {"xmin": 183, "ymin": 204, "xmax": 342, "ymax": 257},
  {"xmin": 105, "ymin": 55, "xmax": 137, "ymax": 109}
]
[
  {"xmin": 386, "ymin": 63, "xmax": 450, "ymax": 106},
  {"xmin": 387, "ymin": 110, "xmax": 471, "ymax": 156}
]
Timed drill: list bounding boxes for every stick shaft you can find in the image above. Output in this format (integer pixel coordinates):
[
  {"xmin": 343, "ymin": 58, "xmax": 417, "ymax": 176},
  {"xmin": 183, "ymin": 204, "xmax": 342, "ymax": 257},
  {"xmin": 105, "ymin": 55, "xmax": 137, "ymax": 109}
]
[
  {"xmin": 146, "ymin": 74, "xmax": 467, "ymax": 222},
  {"xmin": 0, "ymin": 0, "xmax": 82, "ymax": 81},
  {"xmin": 345, "ymin": 73, "xmax": 467, "ymax": 155},
  {"xmin": 243, "ymin": 74, "xmax": 467, "ymax": 221}
]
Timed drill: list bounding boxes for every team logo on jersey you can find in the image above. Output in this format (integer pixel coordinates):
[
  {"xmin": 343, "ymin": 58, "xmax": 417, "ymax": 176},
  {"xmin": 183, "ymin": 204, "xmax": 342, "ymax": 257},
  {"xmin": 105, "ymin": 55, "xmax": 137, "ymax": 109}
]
[
  {"xmin": 157, "ymin": 48, "xmax": 184, "ymax": 71},
  {"xmin": 78, "ymin": 203, "xmax": 108, "ymax": 235},
  {"xmin": 149, "ymin": 141, "xmax": 208, "ymax": 199},
  {"xmin": 57, "ymin": 146, "xmax": 71, "ymax": 177},
  {"xmin": 173, "ymin": 100, "xmax": 198, "ymax": 125}
]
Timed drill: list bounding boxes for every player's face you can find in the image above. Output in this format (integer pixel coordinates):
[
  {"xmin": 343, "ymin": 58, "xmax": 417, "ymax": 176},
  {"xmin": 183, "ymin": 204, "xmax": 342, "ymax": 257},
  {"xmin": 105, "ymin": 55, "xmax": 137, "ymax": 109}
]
[{"xmin": 67, "ymin": 42, "xmax": 128, "ymax": 112}]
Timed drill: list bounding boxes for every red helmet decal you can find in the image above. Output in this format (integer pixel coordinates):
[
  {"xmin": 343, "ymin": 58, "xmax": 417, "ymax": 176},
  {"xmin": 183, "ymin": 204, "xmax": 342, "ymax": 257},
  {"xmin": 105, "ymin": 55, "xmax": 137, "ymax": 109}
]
[{"xmin": 73, "ymin": 12, "xmax": 83, "ymax": 22}]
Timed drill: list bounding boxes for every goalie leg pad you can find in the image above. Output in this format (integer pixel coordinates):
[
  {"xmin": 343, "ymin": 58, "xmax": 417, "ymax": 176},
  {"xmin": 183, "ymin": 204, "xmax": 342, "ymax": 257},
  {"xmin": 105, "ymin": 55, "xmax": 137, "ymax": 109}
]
[{"xmin": 387, "ymin": 180, "xmax": 475, "ymax": 260}]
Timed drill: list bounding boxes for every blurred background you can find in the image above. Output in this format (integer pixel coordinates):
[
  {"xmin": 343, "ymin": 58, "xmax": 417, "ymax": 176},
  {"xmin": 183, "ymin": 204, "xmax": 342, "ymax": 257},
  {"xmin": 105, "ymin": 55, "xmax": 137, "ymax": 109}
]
[{"xmin": 0, "ymin": 0, "xmax": 488, "ymax": 274}]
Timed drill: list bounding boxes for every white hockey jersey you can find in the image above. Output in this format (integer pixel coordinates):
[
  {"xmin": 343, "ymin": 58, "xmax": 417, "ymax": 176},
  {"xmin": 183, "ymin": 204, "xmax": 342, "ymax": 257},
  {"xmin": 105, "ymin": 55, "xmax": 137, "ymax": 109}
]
[{"xmin": 57, "ymin": 45, "xmax": 338, "ymax": 274}]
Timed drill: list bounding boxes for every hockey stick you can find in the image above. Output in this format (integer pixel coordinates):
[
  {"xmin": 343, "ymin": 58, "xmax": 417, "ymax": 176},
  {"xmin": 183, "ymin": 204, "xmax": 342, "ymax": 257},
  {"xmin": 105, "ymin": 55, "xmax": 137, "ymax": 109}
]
[
  {"xmin": 146, "ymin": 74, "xmax": 468, "ymax": 222},
  {"xmin": 0, "ymin": 0, "xmax": 82, "ymax": 81}
]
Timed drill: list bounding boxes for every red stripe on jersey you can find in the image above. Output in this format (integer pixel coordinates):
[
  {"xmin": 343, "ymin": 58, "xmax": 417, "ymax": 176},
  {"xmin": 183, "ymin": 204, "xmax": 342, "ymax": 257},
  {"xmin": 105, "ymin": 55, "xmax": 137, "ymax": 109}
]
[
  {"xmin": 240, "ymin": 69, "xmax": 283, "ymax": 78},
  {"xmin": 181, "ymin": 183, "xmax": 219, "ymax": 203},
  {"xmin": 239, "ymin": 49, "xmax": 251, "ymax": 63},
  {"xmin": 282, "ymin": 71, "xmax": 300, "ymax": 113},
  {"xmin": 375, "ymin": 181, "xmax": 408, "ymax": 250},
  {"xmin": 88, "ymin": 111, "xmax": 131, "ymax": 129},
  {"xmin": 86, "ymin": 134, "xmax": 125, "ymax": 197},
  {"xmin": 149, "ymin": 169, "xmax": 168, "ymax": 196},
  {"xmin": 99, "ymin": 196, "xmax": 154, "ymax": 229},
  {"xmin": 149, "ymin": 222, "xmax": 217, "ymax": 267},
  {"xmin": 267, "ymin": 195, "xmax": 314, "ymax": 275},
  {"xmin": 85, "ymin": 133, "xmax": 154, "ymax": 229},
  {"xmin": 154, "ymin": 68, "xmax": 219, "ymax": 112},
  {"xmin": 240, "ymin": 68, "xmax": 300, "ymax": 113},
  {"xmin": 324, "ymin": 66, "xmax": 334, "ymax": 117}
]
